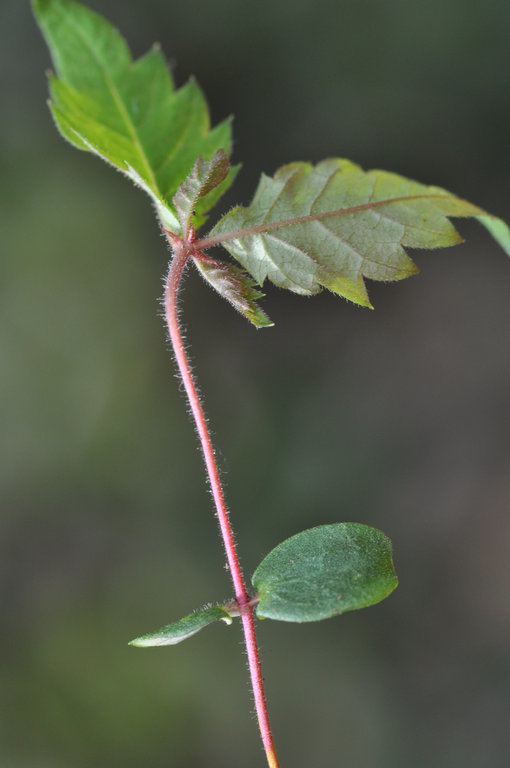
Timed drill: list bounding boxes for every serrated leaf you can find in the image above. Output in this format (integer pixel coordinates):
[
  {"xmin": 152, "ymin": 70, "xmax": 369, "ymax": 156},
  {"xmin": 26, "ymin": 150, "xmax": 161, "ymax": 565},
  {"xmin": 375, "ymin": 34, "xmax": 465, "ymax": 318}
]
[
  {"xmin": 174, "ymin": 150, "xmax": 230, "ymax": 238},
  {"xmin": 252, "ymin": 523, "xmax": 398, "ymax": 622},
  {"xmin": 206, "ymin": 159, "xmax": 510, "ymax": 307},
  {"xmin": 32, "ymin": 0, "xmax": 236, "ymax": 232},
  {"xmin": 193, "ymin": 255, "xmax": 273, "ymax": 328},
  {"xmin": 129, "ymin": 604, "xmax": 233, "ymax": 647}
]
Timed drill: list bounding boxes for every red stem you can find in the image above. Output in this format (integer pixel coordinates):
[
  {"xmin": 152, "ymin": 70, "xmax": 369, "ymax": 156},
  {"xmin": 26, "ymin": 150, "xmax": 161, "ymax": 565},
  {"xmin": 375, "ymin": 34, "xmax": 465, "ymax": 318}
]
[{"xmin": 164, "ymin": 238, "xmax": 280, "ymax": 768}]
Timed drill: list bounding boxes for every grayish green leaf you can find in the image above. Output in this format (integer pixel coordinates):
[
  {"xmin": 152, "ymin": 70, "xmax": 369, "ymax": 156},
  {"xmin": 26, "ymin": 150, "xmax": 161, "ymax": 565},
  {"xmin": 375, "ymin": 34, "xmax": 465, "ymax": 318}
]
[
  {"xmin": 252, "ymin": 523, "xmax": 398, "ymax": 622},
  {"xmin": 129, "ymin": 604, "xmax": 233, "ymax": 647},
  {"xmin": 208, "ymin": 159, "xmax": 510, "ymax": 307}
]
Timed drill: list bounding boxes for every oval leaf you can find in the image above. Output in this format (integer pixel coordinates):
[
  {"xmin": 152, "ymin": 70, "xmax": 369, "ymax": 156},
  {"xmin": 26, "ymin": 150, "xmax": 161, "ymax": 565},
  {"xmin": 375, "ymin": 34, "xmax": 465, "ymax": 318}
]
[
  {"xmin": 252, "ymin": 523, "xmax": 398, "ymax": 622},
  {"xmin": 129, "ymin": 604, "xmax": 233, "ymax": 647}
]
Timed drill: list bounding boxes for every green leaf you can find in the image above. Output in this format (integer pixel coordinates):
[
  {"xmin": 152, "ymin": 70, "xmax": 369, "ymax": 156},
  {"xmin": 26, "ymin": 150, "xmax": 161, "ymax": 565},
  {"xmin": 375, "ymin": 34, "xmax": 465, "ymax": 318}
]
[
  {"xmin": 193, "ymin": 255, "xmax": 273, "ymax": 328},
  {"xmin": 129, "ymin": 604, "xmax": 233, "ymax": 647},
  {"xmin": 206, "ymin": 159, "xmax": 510, "ymax": 307},
  {"xmin": 32, "ymin": 0, "xmax": 236, "ymax": 232},
  {"xmin": 477, "ymin": 214, "xmax": 510, "ymax": 255},
  {"xmin": 252, "ymin": 523, "xmax": 398, "ymax": 623}
]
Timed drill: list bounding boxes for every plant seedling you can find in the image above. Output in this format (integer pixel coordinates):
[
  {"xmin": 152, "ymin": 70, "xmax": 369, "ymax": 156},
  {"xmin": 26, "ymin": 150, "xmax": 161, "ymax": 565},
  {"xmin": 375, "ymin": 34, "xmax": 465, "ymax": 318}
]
[{"xmin": 33, "ymin": 1, "xmax": 510, "ymax": 765}]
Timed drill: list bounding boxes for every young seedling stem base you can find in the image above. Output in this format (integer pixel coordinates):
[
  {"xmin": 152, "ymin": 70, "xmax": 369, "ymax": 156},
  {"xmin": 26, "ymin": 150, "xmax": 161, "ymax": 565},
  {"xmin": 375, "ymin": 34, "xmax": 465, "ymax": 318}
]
[{"xmin": 164, "ymin": 232, "xmax": 280, "ymax": 768}]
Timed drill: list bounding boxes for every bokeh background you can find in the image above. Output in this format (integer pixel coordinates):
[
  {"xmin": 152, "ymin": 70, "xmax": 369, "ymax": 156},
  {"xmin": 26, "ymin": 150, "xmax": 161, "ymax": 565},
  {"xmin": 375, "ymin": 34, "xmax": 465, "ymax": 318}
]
[{"xmin": 2, "ymin": 1, "xmax": 510, "ymax": 766}]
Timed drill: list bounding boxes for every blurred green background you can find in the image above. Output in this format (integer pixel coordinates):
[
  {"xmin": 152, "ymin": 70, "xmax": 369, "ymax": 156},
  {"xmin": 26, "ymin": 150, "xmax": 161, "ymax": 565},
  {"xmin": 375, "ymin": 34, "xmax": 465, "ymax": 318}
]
[{"xmin": 2, "ymin": 1, "xmax": 510, "ymax": 766}]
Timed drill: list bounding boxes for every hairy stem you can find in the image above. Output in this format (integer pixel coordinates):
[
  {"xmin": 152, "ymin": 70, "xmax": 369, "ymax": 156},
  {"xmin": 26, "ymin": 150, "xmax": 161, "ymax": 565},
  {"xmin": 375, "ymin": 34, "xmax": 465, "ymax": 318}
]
[{"xmin": 164, "ymin": 237, "xmax": 280, "ymax": 768}]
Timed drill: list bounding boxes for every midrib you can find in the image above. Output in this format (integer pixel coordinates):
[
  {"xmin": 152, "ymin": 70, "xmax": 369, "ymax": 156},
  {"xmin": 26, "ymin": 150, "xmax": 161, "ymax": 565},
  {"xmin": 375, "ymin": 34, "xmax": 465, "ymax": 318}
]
[{"xmin": 64, "ymin": 11, "xmax": 163, "ymax": 199}]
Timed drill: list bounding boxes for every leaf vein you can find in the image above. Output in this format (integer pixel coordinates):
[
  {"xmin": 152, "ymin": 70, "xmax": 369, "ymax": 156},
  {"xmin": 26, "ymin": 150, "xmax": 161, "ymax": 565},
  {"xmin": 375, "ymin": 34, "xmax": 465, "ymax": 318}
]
[
  {"xmin": 61, "ymin": 6, "xmax": 163, "ymax": 198},
  {"xmin": 196, "ymin": 193, "xmax": 452, "ymax": 252},
  {"xmin": 153, "ymin": 88, "xmax": 200, "ymax": 176}
]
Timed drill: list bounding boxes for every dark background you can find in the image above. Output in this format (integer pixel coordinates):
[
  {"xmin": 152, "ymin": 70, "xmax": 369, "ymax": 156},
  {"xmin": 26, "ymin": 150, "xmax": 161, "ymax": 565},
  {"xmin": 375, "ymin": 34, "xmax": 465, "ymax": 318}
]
[{"xmin": 2, "ymin": 1, "xmax": 510, "ymax": 766}]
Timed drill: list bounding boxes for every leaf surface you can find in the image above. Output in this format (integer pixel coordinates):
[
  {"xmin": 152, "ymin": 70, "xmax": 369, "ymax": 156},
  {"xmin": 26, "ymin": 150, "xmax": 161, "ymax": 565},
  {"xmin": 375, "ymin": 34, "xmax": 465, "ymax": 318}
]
[
  {"xmin": 33, "ymin": 0, "xmax": 236, "ymax": 232},
  {"xmin": 129, "ymin": 604, "xmax": 233, "ymax": 647},
  {"xmin": 174, "ymin": 150, "xmax": 230, "ymax": 238},
  {"xmin": 252, "ymin": 523, "xmax": 398, "ymax": 622},
  {"xmin": 193, "ymin": 256, "xmax": 273, "ymax": 328},
  {"xmin": 207, "ymin": 159, "xmax": 510, "ymax": 307}
]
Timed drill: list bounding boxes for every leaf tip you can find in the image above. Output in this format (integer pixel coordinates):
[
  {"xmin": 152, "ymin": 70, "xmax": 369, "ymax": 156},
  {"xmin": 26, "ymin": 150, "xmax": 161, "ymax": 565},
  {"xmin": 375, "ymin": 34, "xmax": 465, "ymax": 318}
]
[
  {"xmin": 477, "ymin": 214, "xmax": 510, "ymax": 257},
  {"xmin": 128, "ymin": 634, "xmax": 159, "ymax": 648}
]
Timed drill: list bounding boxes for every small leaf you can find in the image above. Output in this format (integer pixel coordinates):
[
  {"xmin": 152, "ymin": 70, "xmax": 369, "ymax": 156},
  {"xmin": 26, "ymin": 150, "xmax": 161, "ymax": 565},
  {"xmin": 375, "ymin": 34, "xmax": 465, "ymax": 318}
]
[
  {"xmin": 32, "ymin": 0, "xmax": 235, "ymax": 232},
  {"xmin": 194, "ymin": 255, "xmax": 273, "ymax": 328},
  {"xmin": 252, "ymin": 523, "xmax": 398, "ymax": 623},
  {"xmin": 129, "ymin": 604, "xmax": 233, "ymax": 647},
  {"xmin": 174, "ymin": 150, "xmax": 230, "ymax": 238},
  {"xmin": 206, "ymin": 159, "xmax": 510, "ymax": 307}
]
